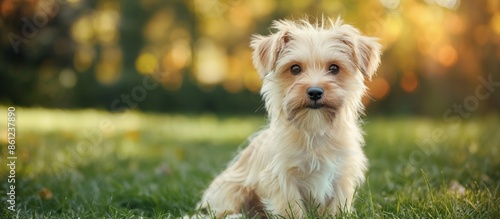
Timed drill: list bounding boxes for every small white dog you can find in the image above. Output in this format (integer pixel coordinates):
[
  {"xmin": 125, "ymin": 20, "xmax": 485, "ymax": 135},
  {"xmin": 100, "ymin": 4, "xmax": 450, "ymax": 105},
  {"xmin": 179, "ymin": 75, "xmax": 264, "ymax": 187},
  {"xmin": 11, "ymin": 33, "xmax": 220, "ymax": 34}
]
[{"xmin": 197, "ymin": 17, "xmax": 381, "ymax": 218}]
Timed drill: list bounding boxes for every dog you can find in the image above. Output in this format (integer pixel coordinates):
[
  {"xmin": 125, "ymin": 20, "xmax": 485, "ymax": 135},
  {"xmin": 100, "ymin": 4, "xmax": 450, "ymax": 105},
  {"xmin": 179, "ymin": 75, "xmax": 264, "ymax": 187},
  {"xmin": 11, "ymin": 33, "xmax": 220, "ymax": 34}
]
[{"xmin": 196, "ymin": 17, "xmax": 381, "ymax": 218}]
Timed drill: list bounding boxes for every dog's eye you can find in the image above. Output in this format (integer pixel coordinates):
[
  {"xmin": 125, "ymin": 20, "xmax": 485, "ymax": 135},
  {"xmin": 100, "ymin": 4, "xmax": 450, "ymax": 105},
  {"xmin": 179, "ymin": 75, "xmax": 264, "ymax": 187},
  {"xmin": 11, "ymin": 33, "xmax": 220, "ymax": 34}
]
[
  {"xmin": 290, "ymin": 65, "xmax": 302, "ymax": 75},
  {"xmin": 329, "ymin": 64, "xmax": 340, "ymax": 75}
]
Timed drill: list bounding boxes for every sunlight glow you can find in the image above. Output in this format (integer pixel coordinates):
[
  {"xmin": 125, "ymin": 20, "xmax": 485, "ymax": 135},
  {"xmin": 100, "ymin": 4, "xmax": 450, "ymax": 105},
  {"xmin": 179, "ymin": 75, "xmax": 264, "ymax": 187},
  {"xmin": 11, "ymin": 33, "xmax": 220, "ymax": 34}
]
[
  {"xmin": 73, "ymin": 45, "xmax": 95, "ymax": 72},
  {"xmin": 9, "ymin": 0, "xmax": 496, "ymax": 96},
  {"xmin": 368, "ymin": 77, "xmax": 391, "ymax": 100},
  {"xmin": 193, "ymin": 39, "xmax": 228, "ymax": 86},
  {"xmin": 94, "ymin": 9, "xmax": 120, "ymax": 44},
  {"xmin": 95, "ymin": 62, "xmax": 120, "ymax": 85},
  {"xmin": 193, "ymin": 0, "xmax": 223, "ymax": 18},
  {"xmin": 437, "ymin": 45, "xmax": 458, "ymax": 67},
  {"xmin": 136, "ymin": 52, "xmax": 158, "ymax": 75},
  {"xmin": 159, "ymin": 39, "xmax": 191, "ymax": 91},
  {"xmin": 435, "ymin": 0, "xmax": 460, "ymax": 10},
  {"xmin": 59, "ymin": 69, "xmax": 77, "ymax": 88},
  {"xmin": 426, "ymin": 0, "xmax": 460, "ymax": 10},
  {"xmin": 445, "ymin": 13, "xmax": 465, "ymax": 35},
  {"xmin": 400, "ymin": 72, "xmax": 419, "ymax": 93},
  {"xmin": 229, "ymin": 6, "xmax": 251, "ymax": 29},
  {"xmin": 247, "ymin": 0, "xmax": 276, "ymax": 18},
  {"xmin": 491, "ymin": 13, "xmax": 500, "ymax": 35},
  {"xmin": 1, "ymin": 0, "xmax": 14, "ymax": 17},
  {"xmin": 71, "ymin": 15, "xmax": 94, "ymax": 44},
  {"xmin": 144, "ymin": 9, "xmax": 174, "ymax": 42},
  {"xmin": 96, "ymin": 46, "xmax": 122, "ymax": 85},
  {"xmin": 474, "ymin": 25, "xmax": 490, "ymax": 45},
  {"xmin": 243, "ymin": 70, "xmax": 261, "ymax": 93},
  {"xmin": 380, "ymin": 0, "xmax": 400, "ymax": 10},
  {"xmin": 381, "ymin": 16, "xmax": 403, "ymax": 45},
  {"xmin": 169, "ymin": 39, "xmax": 192, "ymax": 71}
]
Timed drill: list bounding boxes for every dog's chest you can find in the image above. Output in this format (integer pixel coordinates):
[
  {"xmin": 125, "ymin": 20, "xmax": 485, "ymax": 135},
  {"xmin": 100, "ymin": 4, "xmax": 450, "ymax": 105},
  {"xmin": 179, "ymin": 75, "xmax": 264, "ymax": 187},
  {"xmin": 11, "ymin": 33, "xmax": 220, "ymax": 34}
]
[
  {"xmin": 289, "ymin": 150, "xmax": 340, "ymax": 202},
  {"xmin": 291, "ymin": 141, "xmax": 340, "ymax": 176}
]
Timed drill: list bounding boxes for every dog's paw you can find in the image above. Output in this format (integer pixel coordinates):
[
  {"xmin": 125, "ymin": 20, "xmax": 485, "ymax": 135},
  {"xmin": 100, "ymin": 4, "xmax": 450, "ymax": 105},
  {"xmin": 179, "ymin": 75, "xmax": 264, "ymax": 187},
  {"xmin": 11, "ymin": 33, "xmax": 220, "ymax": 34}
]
[
  {"xmin": 180, "ymin": 213, "xmax": 209, "ymax": 219},
  {"xmin": 225, "ymin": 213, "xmax": 243, "ymax": 219},
  {"xmin": 180, "ymin": 213, "xmax": 242, "ymax": 219}
]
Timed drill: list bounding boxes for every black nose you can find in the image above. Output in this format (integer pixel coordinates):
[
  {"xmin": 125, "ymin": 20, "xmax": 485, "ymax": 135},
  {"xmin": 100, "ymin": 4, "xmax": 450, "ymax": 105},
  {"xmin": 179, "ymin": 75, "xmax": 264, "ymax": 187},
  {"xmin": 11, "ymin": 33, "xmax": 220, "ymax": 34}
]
[{"xmin": 307, "ymin": 87, "xmax": 323, "ymax": 101}]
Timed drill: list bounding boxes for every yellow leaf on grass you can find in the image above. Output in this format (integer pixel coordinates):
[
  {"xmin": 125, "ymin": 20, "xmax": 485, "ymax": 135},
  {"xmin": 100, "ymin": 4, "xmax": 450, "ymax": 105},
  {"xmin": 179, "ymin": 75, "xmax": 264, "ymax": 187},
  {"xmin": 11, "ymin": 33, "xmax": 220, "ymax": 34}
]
[{"xmin": 39, "ymin": 187, "xmax": 53, "ymax": 200}]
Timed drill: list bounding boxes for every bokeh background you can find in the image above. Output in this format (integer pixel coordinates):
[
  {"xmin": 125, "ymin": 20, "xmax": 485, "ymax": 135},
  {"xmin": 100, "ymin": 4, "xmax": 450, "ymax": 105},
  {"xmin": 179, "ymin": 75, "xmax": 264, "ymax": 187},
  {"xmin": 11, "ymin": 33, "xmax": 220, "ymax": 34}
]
[{"xmin": 1, "ymin": 0, "xmax": 499, "ymax": 115}]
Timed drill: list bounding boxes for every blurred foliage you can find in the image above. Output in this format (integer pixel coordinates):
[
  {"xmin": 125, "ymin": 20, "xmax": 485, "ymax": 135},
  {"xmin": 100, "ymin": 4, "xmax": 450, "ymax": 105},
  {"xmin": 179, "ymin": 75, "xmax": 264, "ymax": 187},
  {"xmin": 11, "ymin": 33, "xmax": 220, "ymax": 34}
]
[{"xmin": 1, "ymin": 0, "xmax": 499, "ymax": 115}]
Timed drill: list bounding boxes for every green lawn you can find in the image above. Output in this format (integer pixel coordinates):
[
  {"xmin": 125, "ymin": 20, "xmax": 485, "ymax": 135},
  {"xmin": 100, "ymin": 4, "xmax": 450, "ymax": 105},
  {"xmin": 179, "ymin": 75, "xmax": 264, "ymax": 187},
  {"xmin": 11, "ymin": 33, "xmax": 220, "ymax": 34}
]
[{"xmin": 0, "ymin": 107, "xmax": 499, "ymax": 218}]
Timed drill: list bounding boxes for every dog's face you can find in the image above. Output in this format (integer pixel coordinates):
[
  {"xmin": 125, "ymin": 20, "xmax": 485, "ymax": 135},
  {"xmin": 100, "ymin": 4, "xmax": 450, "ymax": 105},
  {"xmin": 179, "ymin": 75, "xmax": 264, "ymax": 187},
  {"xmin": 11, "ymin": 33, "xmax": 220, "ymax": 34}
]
[{"xmin": 251, "ymin": 19, "xmax": 381, "ymax": 132}]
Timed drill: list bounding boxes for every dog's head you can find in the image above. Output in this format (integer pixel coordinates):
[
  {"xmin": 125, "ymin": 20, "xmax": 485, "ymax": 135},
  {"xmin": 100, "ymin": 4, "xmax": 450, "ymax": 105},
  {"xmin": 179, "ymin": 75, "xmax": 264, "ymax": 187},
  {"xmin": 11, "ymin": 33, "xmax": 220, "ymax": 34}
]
[{"xmin": 251, "ymin": 18, "xmax": 381, "ymax": 131}]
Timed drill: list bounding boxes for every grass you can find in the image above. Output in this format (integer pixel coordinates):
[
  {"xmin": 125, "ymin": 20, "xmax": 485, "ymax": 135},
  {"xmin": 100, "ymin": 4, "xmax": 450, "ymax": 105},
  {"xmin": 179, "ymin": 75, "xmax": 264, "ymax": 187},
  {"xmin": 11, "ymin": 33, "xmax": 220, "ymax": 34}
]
[{"xmin": 0, "ymin": 107, "xmax": 499, "ymax": 218}]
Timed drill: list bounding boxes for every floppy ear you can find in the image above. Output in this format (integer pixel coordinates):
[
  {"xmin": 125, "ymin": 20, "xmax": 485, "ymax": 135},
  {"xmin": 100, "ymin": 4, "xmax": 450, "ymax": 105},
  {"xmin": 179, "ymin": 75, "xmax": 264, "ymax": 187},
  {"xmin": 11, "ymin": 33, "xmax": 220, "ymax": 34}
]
[
  {"xmin": 355, "ymin": 36, "xmax": 382, "ymax": 80},
  {"xmin": 250, "ymin": 31, "xmax": 289, "ymax": 79}
]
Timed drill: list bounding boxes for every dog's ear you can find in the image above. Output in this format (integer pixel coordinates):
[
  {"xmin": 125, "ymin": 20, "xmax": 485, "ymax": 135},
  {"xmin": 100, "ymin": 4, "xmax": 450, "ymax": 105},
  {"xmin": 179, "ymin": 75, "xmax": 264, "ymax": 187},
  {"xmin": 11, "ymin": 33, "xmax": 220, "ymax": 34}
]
[
  {"xmin": 250, "ymin": 31, "xmax": 289, "ymax": 78},
  {"xmin": 355, "ymin": 36, "xmax": 381, "ymax": 80}
]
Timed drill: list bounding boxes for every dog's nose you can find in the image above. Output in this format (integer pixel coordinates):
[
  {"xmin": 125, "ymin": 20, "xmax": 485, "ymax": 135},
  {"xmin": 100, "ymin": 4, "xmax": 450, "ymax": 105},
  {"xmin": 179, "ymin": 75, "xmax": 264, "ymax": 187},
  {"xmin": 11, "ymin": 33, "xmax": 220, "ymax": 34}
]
[{"xmin": 307, "ymin": 87, "xmax": 323, "ymax": 101}]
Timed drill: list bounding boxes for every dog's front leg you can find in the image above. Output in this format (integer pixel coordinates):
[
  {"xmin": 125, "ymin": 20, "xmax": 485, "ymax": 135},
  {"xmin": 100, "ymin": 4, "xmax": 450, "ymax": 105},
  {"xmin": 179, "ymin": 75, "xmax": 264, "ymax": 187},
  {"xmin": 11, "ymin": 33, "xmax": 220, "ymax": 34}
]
[
  {"xmin": 197, "ymin": 171, "xmax": 250, "ymax": 218},
  {"xmin": 328, "ymin": 177, "xmax": 355, "ymax": 216},
  {"xmin": 259, "ymin": 182, "xmax": 304, "ymax": 218}
]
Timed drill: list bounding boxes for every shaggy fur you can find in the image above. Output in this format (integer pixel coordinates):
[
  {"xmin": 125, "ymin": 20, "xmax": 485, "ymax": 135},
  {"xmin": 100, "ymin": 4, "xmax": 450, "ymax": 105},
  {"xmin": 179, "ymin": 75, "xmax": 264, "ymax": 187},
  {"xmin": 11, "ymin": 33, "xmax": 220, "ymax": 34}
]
[{"xmin": 196, "ymin": 17, "xmax": 381, "ymax": 218}]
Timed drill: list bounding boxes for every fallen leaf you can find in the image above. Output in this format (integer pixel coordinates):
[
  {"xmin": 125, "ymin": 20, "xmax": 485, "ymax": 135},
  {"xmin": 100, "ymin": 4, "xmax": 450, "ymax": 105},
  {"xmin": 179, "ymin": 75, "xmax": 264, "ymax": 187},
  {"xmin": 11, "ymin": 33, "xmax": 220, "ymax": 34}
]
[{"xmin": 39, "ymin": 187, "xmax": 53, "ymax": 200}]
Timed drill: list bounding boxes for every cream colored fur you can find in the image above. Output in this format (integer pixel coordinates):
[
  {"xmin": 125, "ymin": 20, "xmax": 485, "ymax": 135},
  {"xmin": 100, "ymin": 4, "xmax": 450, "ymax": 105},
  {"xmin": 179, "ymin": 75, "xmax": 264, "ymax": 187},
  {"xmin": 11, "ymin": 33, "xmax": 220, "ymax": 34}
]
[{"xmin": 196, "ymin": 17, "xmax": 381, "ymax": 218}]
